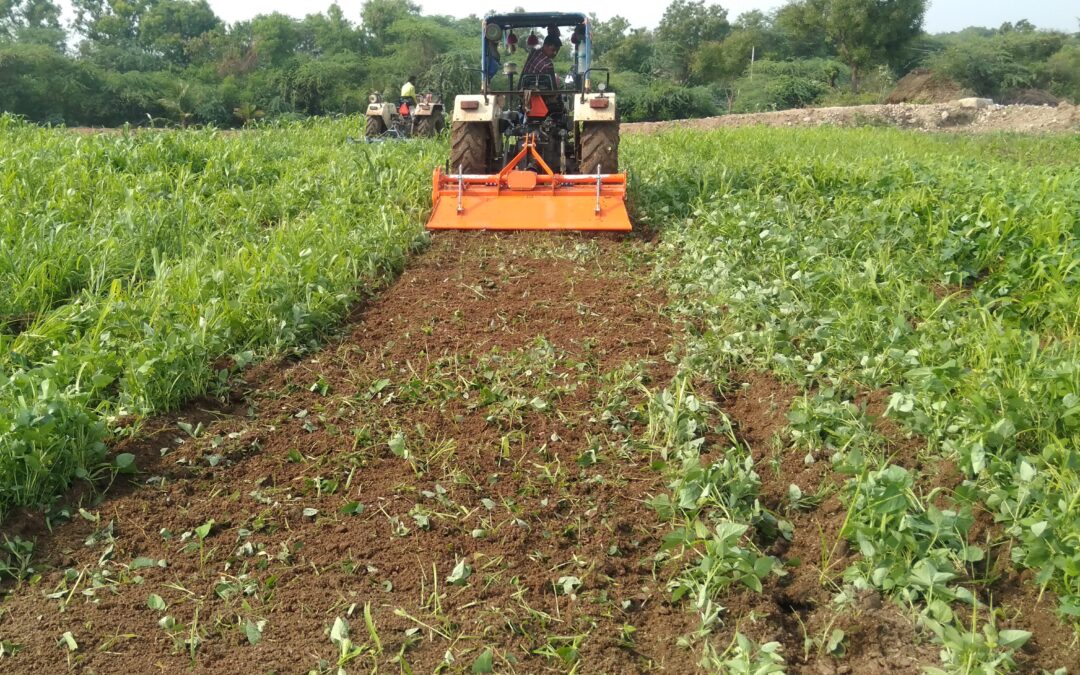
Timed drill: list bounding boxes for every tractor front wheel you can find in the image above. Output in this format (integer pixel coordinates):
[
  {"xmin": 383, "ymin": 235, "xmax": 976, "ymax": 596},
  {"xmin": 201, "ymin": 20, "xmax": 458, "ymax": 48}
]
[
  {"xmin": 578, "ymin": 122, "xmax": 619, "ymax": 174},
  {"xmin": 365, "ymin": 115, "xmax": 386, "ymax": 139},
  {"xmin": 449, "ymin": 121, "xmax": 489, "ymax": 174}
]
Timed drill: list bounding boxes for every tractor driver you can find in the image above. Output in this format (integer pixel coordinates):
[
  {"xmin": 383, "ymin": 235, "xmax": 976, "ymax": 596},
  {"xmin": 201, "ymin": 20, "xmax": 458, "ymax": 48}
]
[
  {"xmin": 523, "ymin": 35, "xmax": 560, "ymax": 83},
  {"xmin": 400, "ymin": 75, "xmax": 417, "ymax": 108},
  {"xmin": 523, "ymin": 35, "xmax": 563, "ymax": 116}
]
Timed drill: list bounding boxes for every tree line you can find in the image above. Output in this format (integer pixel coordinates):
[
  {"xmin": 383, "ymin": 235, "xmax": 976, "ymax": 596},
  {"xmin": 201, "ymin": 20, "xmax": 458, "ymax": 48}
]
[{"xmin": 1, "ymin": 0, "xmax": 1077, "ymax": 126}]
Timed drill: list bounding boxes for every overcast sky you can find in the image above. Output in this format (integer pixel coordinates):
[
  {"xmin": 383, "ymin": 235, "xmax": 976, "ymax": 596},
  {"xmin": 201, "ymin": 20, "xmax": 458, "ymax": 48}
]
[{"xmin": 59, "ymin": 0, "xmax": 1080, "ymax": 34}]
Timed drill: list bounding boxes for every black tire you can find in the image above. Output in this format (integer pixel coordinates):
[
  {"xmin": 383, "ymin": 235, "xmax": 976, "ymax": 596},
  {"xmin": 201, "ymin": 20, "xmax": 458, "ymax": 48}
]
[
  {"xmin": 578, "ymin": 122, "xmax": 619, "ymax": 174},
  {"xmin": 449, "ymin": 121, "xmax": 489, "ymax": 174},
  {"xmin": 435, "ymin": 111, "xmax": 446, "ymax": 134},
  {"xmin": 365, "ymin": 114, "xmax": 386, "ymax": 139},
  {"xmin": 415, "ymin": 115, "xmax": 436, "ymax": 137}
]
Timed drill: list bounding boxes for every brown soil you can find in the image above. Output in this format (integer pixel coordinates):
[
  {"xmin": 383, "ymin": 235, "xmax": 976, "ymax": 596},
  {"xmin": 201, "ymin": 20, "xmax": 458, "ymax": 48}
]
[
  {"xmin": 885, "ymin": 68, "xmax": 971, "ymax": 104},
  {"xmin": 0, "ymin": 233, "xmax": 693, "ymax": 673},
  {"xmin": 622, "ymin": 101, "xmax": 1080, "ymax": 135}
]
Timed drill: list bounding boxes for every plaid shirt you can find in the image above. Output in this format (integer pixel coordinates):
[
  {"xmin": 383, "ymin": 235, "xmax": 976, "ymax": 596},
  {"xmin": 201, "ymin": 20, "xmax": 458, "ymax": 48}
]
[{"xmin": 523, "ymin": 49, "xmax": 554, "ymax": 76}]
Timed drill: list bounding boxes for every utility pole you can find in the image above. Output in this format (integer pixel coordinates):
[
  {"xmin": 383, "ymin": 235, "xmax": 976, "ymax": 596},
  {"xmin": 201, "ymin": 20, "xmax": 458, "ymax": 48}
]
[{"xmin": 750, "ymin": 45, "xmax": 755, "ymax": 81}]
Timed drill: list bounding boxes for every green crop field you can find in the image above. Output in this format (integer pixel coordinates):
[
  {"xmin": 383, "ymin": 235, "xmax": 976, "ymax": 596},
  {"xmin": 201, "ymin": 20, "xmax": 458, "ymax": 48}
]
[
  {"xmin": 1, "ymin": 117, "xmax": 1078, "ymax": 673},
  {"xmin": 626, "ymin": 128, "xmax": 1080, "ymax": 671},
  {"xmin": 0, "ymin": 116, "xmax": 435, "ymax": 517}
]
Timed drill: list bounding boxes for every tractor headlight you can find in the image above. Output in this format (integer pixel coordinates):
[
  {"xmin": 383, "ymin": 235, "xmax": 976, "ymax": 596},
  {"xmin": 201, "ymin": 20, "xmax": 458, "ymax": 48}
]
[
  {"xmin": 597, "ymin": 82, "xmax": 607, "ymax": 93},
  {"xmin": 369, "ymin": 94, "xmax": 378, "ymax": 103}
]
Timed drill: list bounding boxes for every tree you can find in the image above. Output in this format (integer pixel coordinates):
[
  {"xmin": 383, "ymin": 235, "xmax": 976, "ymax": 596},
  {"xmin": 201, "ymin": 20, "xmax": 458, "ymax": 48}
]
[
  {"xmin": 828, "ymin": 0, "xmax": 926, "ymax": 91},
  {"xmin": 360, "ymin": 0, "xmax": 419, "ymax": 51},
  {"xmin": 601, "ymin": 29, "xmax": 655, "ymax": 75},
  {"xmin": 589, "ymin": 14, "xmax": 630, "ymax": 61},
  {"xmin": 138, "ymin": 0, "xmax": 220, "ymax": 67},
  {"xmin": 781, "ymin": 0, "xmax": 925, "ymax": 91},
  {"xmin": 692, "ymin": 29, "xmax": 756, "ymax": 84},
  {"xmin": 773, "ymin": 0, "xmax": 828, "ymax": 59},
  {"xmin": 655, "ymin": 0, "xmax": 730, "ymax": 82},
  {"xmin": 250, "ymin": 13, "xmax": 300, "ymax": 67},
  {"xmin": 72, "ymin": 0, "xmax": 153, "ymax": 44},
  {"xmin": 0, "ymin": 0, "xmax": 64, "ymax": 48},
  {"xmin": 301, "ymin": 4, "xmax": 363, "ymax": 56}
]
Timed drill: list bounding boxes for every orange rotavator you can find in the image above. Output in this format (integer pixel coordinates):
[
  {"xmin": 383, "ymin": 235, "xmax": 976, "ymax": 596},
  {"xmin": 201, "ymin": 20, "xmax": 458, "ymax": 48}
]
[{"xmin": 425, "ymin": 12, "xmax": 631, "ymax": 232}]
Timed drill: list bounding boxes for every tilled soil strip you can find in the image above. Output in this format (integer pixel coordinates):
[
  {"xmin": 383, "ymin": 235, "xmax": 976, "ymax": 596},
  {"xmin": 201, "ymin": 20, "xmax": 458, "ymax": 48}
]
[{"xmin": 0, "ymin": 233, "xmax": 695, "ymax": 673}]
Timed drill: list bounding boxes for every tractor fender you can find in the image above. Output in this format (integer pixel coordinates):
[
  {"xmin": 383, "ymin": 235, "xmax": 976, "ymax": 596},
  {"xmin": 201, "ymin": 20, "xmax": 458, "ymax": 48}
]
[
  {"xmin": 452, "ymin": 95, "xmax": 500, "ymax": 123},
  {"xmin": 413, "ymin": 102, "xmax": 442, "ymax": 117},
  {"xmin": 366, "ymin": 102, "xmax": 393, "ymax": 128},
  {"xmin": 573, "ymin": 93, "xmax": 617, "ymax": 123}
]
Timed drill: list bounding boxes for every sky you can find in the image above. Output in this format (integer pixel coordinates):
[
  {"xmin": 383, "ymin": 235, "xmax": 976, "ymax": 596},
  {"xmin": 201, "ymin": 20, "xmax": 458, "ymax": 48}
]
[{"xmin": 58, "ymin": 0, "xmax": 1079, "ymax": 34}]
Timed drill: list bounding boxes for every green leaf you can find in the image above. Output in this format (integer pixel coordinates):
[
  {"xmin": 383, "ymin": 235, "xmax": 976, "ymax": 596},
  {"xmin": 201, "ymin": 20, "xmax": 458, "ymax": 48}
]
[
  {"xmin": 330, "ymin": 617, "xmax": 349, "ymax": 647},
  {"xmin": 471, "ymin": 647, "xmax": 494, "ymax": 673},
  {"xmin": 114, "ymin": 453, "xmax": 136, "ymax": 473},
  {"xmin": 557, "ymin": 575, "xmax": 582, "ymax": 595},
  {"xmin": 131, "ymin": 556, "xmax": 162, "ymax": 570},
  {"xmin": 997, "ymin": 629, "xmax": 1031, "ymax": 649},
  {"xmin": 826, "ymin": 628, "xmax": 845, "ymax": 655},
  {"xmin": 740, "ymin": 572, "xmax": 763, "ymax": 593},
  {"xmin": 147, "ymin": 594, "xmax": 167, "ymax": 611},
  {"xmin": 194, "ymin": 519, "xmax": 214, "ymax": 540},
  {"xmin": 59, "ymin": 631, "xmax": 78, "ymax": 651},
  {"xmin": 447, "ymin": 559, "xmax": 472, "ymax": 585},
  {"xmin": 244, "ymin": 619, "xmax": 263, "ymax": 646},
  {"xmin": 389, "ymin": 432, "xmax": 408, "ymax": 458},
  {"xmin": 340, "ymin": 501, "xmax": 365, "ymax": 515}
]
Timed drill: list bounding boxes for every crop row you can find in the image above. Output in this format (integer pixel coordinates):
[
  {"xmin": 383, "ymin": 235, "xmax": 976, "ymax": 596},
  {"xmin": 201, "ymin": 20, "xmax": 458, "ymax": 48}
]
[
  {"xmin": 0, "ymin": 118, "xmax": 437, "ymax": 518},
  {"xmin": 627, "ymin": 127, "xmax": 1079, "ymax": 670}
]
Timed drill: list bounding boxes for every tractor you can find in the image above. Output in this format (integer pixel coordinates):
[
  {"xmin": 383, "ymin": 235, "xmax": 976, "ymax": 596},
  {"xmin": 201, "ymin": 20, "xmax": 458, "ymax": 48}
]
[
  {"xmin": 425, "ymin": 12, "xmax": 630, "ymax": 231},
  {"xmin": 365, "ymin": 92, "xmax": 446, "ymax": 140}
]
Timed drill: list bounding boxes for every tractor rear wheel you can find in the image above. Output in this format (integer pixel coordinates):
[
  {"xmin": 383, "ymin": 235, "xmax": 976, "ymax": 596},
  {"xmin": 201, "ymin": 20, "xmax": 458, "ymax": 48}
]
[
  {"xmin": 578, "ymin": 122, "xmax": 619, "ymax": 174},
  {"xmin": 449, "ymin": 121, "xmax": 489, "ymax": 174},
  {"xmin": 365, "ymin": 115, "xmax": 386, "ymax": 139},
  {"xmin": 415, "ymin": 115, "xmax": 436, "ymax": 137}
]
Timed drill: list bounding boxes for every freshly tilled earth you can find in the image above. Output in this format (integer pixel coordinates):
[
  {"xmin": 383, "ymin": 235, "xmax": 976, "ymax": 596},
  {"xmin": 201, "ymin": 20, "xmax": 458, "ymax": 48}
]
[
  {"xmin": 0, "ymin": 233, "xmax": 691, "ymax": 673},
  {"xmin": 2, "ymin": 231, "xmax": 1078, "ymax": 674}
]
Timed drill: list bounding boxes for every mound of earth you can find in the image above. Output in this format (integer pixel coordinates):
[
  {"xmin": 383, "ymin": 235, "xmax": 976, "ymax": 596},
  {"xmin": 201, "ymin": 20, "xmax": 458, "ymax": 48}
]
[
  {"xmin": 622, "ymin": 100, "xmax": 1080, "ymax": 135},
  {"xmin": 885, "ymin": 68, "xmax": 970, "ymax": 104},
  {"xmin": 1001, "ymin": 88, "xmax": 1061, "ymax": 106}
]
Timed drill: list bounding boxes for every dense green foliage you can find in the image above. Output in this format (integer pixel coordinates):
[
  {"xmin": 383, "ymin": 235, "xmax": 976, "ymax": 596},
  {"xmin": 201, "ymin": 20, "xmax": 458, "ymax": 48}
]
[
  {"xmin": 928, "ymin": 24, "xmax": 1080, "ymax": 102},
  {"xmin": 0, "ymin": 0, "xmax": 1076, "ymax": 126},
  {"xmin": 627, "ymin": 127, "xmax": 1080, "ymax": 668},
  {"xmin": 0, "ymin": 115, "xmax": 435, "ymax": 518}
]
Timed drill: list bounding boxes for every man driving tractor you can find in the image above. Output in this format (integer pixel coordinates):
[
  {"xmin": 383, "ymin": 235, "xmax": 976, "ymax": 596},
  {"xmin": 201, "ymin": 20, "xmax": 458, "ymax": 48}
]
[
  {"xmin": 523, "ymin": 35, "xmax": 560, "ymax": 78},
  {"xmin": 522, "ymin": 34, "xmax": 563, "ymax": 116},
  {"xmin": 400, "ymin": 75, "xmax": 417, "ymax": 108}
]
